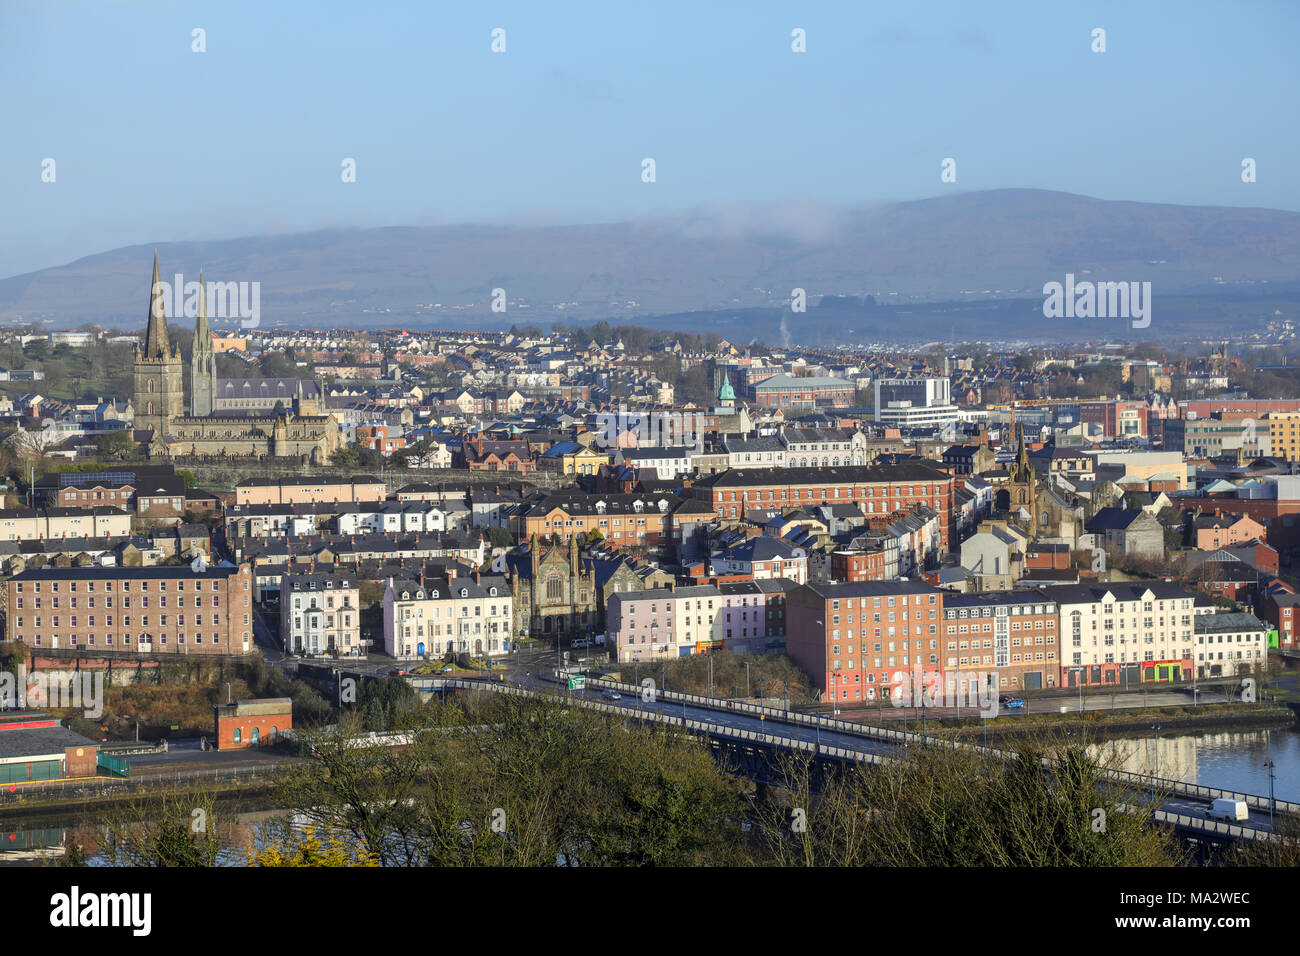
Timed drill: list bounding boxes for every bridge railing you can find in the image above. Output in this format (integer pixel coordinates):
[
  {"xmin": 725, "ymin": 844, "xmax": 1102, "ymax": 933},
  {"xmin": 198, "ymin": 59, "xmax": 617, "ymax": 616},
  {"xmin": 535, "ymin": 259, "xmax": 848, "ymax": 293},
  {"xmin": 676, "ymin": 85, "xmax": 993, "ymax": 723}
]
[
  {"xmin": 432, "ymin": 675, "xmax": 1294, "ymax": 825},
  {"xmin": 562, "ymin": 675, "xmax": 1295, "ymax": 817}
]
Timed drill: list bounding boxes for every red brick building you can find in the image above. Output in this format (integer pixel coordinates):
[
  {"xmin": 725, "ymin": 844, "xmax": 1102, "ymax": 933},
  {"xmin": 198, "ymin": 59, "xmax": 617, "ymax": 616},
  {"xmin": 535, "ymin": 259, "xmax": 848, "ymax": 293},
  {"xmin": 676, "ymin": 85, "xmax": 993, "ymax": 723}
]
[
  {"xmin": 786, "ymin": 580, "xmax": 945, "ymax": 704},
  {"xmin": 830, "ymin": 548, "xmax": 892, "ymax": 582},
  {"xmin": 213, "ymin": 697, "xmax": 292, "ymax": 749},
  {"xmin": 6, "ymin": 564, "xmax": 256, "ymax": 656},
  {"xmin": 689, "ymin": 462, "xmax": 956, "ymax": 547}
]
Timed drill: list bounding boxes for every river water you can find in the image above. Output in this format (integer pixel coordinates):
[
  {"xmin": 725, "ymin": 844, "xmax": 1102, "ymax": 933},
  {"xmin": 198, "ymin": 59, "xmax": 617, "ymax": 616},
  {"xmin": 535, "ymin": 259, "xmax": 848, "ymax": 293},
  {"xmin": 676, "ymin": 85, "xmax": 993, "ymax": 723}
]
[
  {"xmin": 5, "ymin": 725, "xmax": 1300, "ymax": 862},
  {"xmin": 1095, "ymin": 725, "xmax": 1300, "ymax": 801}
]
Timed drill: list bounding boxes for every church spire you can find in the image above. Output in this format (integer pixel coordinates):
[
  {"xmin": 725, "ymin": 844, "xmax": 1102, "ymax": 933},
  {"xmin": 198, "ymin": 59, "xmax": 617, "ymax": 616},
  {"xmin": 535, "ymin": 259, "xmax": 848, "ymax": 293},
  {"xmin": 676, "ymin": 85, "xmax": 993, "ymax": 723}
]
[
  {"xmin": 143, "ymin": 251, "xmax": 172, "ymax": 359},
  {"xmin": 194, "ymin": 269, "xmax": 211, "ymax": 343}
]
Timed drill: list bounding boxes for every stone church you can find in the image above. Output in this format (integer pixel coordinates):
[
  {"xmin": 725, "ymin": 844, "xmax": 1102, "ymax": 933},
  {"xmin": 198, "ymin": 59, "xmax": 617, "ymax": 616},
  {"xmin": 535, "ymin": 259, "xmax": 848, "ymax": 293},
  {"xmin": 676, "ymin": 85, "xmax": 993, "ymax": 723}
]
[
  {"xmin": 503, "ymin": 534, "xmax": 662, "ymax": 640},
  {"xmin": 995, "ymin": 424, "xmax": 1038, "ymax": 536},
  {"xmin": 134, "ymin": 255, "xmax": 341, "ymax": 463}
]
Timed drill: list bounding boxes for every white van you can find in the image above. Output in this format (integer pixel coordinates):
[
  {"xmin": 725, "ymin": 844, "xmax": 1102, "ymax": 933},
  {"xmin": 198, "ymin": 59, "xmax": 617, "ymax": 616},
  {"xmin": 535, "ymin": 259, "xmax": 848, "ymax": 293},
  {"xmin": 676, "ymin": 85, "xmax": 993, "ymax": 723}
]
[{"xmin": 1207, "ymin": 798, "xmax": 1249, "ymax": 822}]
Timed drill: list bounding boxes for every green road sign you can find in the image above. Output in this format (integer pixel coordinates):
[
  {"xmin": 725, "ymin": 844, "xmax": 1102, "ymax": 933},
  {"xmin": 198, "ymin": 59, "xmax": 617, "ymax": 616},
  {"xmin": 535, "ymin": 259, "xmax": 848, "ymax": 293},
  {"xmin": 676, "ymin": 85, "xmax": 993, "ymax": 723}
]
[{"xmin": 568, "ymin": 675, "xmax": 586, "ymax": 690}]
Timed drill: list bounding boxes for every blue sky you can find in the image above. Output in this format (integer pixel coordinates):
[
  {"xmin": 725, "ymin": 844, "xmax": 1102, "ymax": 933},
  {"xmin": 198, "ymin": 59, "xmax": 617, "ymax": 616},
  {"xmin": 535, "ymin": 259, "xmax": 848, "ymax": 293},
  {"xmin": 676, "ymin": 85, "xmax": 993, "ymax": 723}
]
[{"xmin": 2, "ymin": 0, "xmax": 1296, "ymax": 277}]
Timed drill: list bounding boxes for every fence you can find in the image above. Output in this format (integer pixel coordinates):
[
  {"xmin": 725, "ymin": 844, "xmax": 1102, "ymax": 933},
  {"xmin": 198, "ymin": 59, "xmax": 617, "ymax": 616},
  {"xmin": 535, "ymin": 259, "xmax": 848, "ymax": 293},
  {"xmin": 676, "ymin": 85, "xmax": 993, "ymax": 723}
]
[
  {"xmin": 96, "ymin": 753, "xmax": 130, "ymax": 779},
  {"xmin": 0, "ymin": 764, "xmax": 273, "ymax": 804}
]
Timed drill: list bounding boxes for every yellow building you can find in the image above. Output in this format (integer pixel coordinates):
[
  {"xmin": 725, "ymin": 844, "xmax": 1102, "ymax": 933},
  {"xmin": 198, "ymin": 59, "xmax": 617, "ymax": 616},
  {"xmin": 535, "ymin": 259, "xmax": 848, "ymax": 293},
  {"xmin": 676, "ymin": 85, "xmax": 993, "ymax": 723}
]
[{"xmin": 1267, "ymin": 411, "xmax": 1300, "ymax": 463}]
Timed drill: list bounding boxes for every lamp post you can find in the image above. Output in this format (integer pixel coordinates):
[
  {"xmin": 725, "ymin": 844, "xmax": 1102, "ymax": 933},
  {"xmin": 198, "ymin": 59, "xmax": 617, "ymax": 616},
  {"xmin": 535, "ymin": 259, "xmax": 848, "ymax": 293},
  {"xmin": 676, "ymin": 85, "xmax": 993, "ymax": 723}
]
[
  {"xmin": 745, "ymin": 661, "xmax": 752, "ymax": 700},
  {"xmin": 1265, "ymin": 755, "xmax": 1277, "ymax": 828}
]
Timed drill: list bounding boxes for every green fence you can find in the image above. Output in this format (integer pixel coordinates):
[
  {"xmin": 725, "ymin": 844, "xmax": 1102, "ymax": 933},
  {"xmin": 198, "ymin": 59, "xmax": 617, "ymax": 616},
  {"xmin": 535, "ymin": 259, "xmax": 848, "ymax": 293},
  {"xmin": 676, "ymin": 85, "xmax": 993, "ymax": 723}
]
[{"xmin": 97, "ymin": 752, "xmax": 130, "ymax": 779}]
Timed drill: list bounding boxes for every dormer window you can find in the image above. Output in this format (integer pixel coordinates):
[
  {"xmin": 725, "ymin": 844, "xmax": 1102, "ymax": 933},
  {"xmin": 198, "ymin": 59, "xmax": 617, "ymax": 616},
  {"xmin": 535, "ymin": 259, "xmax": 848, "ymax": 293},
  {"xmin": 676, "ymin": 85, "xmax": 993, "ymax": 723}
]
[
  {"xmin": 402, "ymin": 591, "xmax": 410, "ymax": 600},
  {"xmin": 460, "ymin": 588, "xmax": 468, "ymax": 598}
]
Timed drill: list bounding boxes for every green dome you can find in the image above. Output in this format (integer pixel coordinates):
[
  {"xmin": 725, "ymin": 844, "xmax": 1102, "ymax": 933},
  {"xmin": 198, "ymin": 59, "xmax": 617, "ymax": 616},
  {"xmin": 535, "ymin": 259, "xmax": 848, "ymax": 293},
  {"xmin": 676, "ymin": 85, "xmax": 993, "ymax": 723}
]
[{"xmin": 717, "ymin": 374, "xmax": 735, "ymax": 402}]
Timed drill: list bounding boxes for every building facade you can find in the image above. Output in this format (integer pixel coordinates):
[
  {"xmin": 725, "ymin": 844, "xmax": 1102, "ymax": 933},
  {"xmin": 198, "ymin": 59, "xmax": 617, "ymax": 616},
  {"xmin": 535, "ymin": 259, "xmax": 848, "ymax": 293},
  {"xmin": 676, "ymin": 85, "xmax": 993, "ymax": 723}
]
[
  {"xmin": 6, "ymin": 564, "xmax": 255, "ymax": 655},
  {"xmin": 280, "ymin": 573, "xmax": 361, "ymax": 657}
]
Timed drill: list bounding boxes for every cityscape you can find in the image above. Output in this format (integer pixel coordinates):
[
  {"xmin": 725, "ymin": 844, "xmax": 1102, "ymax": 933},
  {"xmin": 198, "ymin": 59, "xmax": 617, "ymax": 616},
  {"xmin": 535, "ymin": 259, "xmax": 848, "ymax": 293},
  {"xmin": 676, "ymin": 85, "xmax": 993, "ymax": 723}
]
[{"xmin": 2, "ymin": 0, "xmax": 1296, "ymax": 935}]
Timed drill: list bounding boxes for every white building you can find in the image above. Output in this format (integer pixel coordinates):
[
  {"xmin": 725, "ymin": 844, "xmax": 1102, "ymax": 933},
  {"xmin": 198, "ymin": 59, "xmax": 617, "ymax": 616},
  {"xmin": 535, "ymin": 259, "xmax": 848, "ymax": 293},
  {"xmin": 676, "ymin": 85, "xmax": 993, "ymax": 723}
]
[
  {"xmin": 1041, "ymin": 582, "xmax": 1196, "ymax": 681},
  {"xmin": 1194, "ymin": 611, "xmax": 1267, "ymax": 679},
  {"xmin": 873, "ymin": 377, "xmax": 961, "ymax": 429},
  {"xmin": 280, "ymin": 573, "xmax": 362, "ymax": 658},
  {"xmin": 383, "ymin": 573, "xmax": 514, "ymax": 660}
]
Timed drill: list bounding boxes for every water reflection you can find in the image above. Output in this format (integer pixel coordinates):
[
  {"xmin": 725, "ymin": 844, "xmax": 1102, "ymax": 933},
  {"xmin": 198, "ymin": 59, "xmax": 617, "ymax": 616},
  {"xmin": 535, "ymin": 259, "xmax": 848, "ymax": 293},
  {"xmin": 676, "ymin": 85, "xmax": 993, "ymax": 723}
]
[{"xmin": 1091, "ymin": 727, "xmax": 1300, "ymax": 800}]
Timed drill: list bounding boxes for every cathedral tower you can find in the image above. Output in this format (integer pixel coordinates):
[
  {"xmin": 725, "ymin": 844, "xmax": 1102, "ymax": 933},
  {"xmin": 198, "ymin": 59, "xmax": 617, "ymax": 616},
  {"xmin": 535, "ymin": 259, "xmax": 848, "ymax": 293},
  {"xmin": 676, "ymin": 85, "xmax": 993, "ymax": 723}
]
[
  {"xmin": 133, "ymin": 252, "xmax": 184, "ymax": 437},
  {"xmin": 191, "ymin": 271, "xmax": 217, "ymax": 417}
]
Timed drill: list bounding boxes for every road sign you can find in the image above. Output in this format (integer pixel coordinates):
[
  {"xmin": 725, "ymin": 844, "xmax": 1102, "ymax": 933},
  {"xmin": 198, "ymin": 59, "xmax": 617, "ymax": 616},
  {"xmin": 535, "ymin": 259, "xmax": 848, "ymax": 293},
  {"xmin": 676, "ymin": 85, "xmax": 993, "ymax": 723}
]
[{"xmin": 568, "ymin": 675, "xmax": 586, "ymax": 690}]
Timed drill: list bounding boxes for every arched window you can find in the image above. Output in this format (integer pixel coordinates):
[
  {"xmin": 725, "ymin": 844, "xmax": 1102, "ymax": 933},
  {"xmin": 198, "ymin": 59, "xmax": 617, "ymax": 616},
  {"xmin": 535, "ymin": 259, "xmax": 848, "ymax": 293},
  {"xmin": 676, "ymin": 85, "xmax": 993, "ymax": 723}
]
[
  {"xmin": 148, "ymin": 379, "xmax": 155, "ymax": 393},
  {"xmin": 546, "ymin": 577, "xmax": 563, "ymax": 601},
  {"xmin": 251, "ymin": 727, "xmax": 260, "ymax": 746},
  {"xmin": 233, "ymin": 728, "xmax": 241, "ymax": 744}
]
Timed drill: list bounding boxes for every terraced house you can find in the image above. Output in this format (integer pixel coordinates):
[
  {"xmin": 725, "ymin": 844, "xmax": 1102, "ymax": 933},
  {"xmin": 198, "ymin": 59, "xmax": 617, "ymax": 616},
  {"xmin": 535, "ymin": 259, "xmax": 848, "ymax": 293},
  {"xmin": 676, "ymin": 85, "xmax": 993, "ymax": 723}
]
[
  {"xmin": 383, "ymin": 573, "xmax": 514, "ymax": 660},
  {"xmin": 510, "ymin": 491, "xmax": 693, "ymax": 550}
]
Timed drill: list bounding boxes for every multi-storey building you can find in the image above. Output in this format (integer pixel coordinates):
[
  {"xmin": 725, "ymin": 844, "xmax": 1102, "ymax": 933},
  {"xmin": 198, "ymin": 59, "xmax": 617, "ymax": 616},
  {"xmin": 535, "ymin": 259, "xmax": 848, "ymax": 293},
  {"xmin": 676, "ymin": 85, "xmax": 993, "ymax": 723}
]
[
  {"xmin": 510, "ymin": 491, "xmax": 690, "ymax": 550},
  {"xmin": 941, "ymin": 590, "xmax": 1060, "ymax": 694},
  {"xmin": 235, "ymin": 476, "xmax": 386, "ymax": 506},
  {"xmin": 0, "ymin": 507, "xmax": 131, "ymax": 541},
  {"xmin": 873, "ymin": 377, "xmax": 961, "ymax": 429},
  {"xmin": 1079, "ymin": 399, "xmax": 1149, "ymax": 439},
  {"xmin": 1040, "ymin": 582, "xmax": 1196, "ymax": 688},
  {"xmin": 1193, "ymin": 611, "xmax": 1267, "ymax": 678},
  {"xmin": 711, "ymin": 537, "xmax": 808, "ymax": 584},
  {"xmin": 717, "ymin": 579, "xmax": 795, "ymax": 653},
  {"xmin": 5, "ymin": 564, "xmax": 254, "ymax": 655},
  {"xmin": 752, "ymin": 374, "xmax": 855, "ymax": 409},
  {"xmin": 780, "ymin": 427, "xmax": 869, "ymax": 467},
  {"xmin": 383, "ymin": 573, "xmax": 514, "ymax": 660},
  {"xmin": 606, "ymin": 585, "xmax": 724, "ymax": 662},
  {"xmin": 689, "ymin": 461, "xmax": 955, "ymax": 547},
  {"xmin": 279, "ymin": 573, "xmax": 361, "ymax": 658},
  {"xmin": 786, "ymin": 580, "xmax": 945, "ymax": 704}
]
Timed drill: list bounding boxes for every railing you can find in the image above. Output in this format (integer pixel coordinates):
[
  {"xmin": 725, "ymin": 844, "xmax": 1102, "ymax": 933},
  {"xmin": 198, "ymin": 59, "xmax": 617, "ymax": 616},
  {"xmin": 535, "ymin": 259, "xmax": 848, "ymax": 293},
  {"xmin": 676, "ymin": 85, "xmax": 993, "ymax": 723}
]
[
  {"xmin": 409, "ymin": 676, "xmax": 1288, "ymax": 842},
  {"xmin": 0, "ymin": 765, "xmax": 274, "ymax": 803},
  {"xmin": 575, "ymin": 675, "xmax": 1300, "ymax": 818},
  {"xmin": 96, "ymin": 753, "xmax": 130, "ymax": 779}
]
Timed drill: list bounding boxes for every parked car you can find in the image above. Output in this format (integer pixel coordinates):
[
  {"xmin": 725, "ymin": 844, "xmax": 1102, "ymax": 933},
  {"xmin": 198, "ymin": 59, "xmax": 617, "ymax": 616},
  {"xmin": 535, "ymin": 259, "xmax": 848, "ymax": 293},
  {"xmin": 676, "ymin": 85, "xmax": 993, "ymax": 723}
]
[
  {"xmin": 390, "ymin": 667, "xmax": 406, "ymax": 677},
  {"xmin": 572, "ymin": 638, "xmax": 592, "ymax": 649},
  {"xmin": 1207, "ymin": 798, "xmax": 1249, "ymax": 822},
  {"xmin": 1000, "ymin": 697, "xmax": 1025, "ymax": 709}
]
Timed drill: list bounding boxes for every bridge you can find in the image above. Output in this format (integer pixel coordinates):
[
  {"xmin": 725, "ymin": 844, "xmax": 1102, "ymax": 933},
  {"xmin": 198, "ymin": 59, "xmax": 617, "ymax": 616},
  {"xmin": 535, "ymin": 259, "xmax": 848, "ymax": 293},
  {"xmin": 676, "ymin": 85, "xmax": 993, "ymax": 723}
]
[{"xmin": 414, "ymin": 674, "xmax": 1295, "ymax": 848}]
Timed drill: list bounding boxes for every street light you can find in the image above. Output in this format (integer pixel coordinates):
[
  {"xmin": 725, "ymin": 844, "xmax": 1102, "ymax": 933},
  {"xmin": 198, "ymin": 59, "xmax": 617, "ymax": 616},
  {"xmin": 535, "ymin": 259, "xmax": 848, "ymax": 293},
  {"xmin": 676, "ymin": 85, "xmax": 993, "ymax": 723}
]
[{"xmin": 1265, "ymin": 756, "xmax": 1277, "ymax": 827}]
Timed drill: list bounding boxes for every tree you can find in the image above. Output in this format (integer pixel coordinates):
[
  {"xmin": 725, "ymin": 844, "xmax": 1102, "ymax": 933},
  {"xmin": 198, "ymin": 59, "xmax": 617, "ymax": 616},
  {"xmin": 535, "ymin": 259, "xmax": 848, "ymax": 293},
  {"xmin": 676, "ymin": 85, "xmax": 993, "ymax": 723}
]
[
  {"xmin": 93, "ymin": 431, "xmax": 137, "ymax": 462},
  {"xmin": 331, "ymin": 446, "xmax": 360, "ymax": 467}
]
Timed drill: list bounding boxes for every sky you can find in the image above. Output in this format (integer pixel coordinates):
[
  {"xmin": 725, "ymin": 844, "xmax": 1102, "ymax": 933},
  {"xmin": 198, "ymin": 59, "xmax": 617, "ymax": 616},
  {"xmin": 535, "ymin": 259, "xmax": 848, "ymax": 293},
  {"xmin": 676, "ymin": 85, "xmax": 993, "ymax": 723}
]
[{"xmin": 2, "ymin": 0, "xmax": 1297, "ymax": 277}]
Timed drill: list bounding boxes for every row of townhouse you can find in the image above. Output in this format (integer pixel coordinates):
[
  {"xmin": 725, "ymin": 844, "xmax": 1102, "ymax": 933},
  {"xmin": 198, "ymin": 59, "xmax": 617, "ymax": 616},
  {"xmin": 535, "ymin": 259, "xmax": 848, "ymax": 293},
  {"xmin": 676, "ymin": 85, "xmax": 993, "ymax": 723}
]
[
  {"xmin": 782, "ymin": 579, "xmax": 1269, "ymax": 704},
  {"xmin": 383, "ymin": 573, "xmax": 515, "ymax": 660},
  {"xmin": 605, "ymin": 580, "xmax": 796, "ymax": 661},
  {"xmin": 279, "ymin": 574, "xmax": 361, "ymax": 657},
  {"xmin": 721, "ymin": 427, "xmax": 871, "ymax": 469},
  {"xmin": 240, "ymin": 532, "xmax": 487, "ymax": 577},
  {"xmin": 0, "ymin": 507, "xmax": 132, "ymax": 541}
]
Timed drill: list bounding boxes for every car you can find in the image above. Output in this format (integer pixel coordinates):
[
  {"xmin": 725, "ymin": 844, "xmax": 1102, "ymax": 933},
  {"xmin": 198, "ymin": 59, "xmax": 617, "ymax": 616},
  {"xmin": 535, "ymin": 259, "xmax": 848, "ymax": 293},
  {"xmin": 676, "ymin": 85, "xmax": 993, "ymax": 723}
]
[
  {"xmin": 999, "ymin": 697, "xmax": 1025, "ymax": 709},
  {"xmin": 390, "ymin": 667, "xmax": 407, "ymax": 677},
  {"xmin": 572, "ymin": 638, "xmax": 592, "ymax": 649},
  {"xmin": 602, "ymin": 689, "xmax": 622, "ymax": 700}
]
